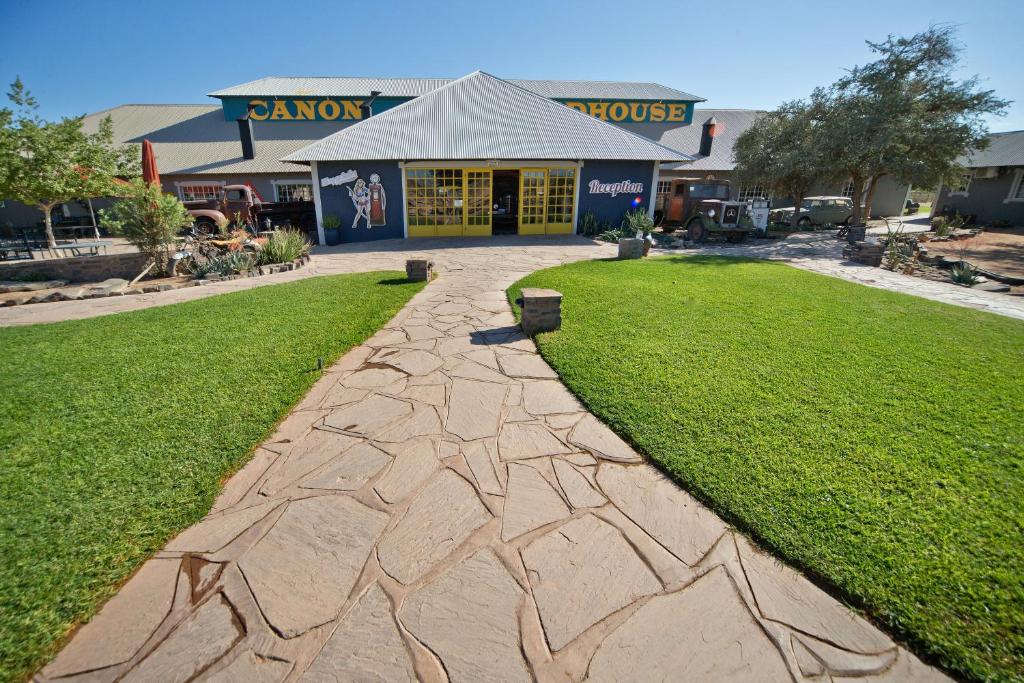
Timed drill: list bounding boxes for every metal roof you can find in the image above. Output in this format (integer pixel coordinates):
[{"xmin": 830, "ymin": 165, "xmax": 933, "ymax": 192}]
[
  {"xmin": 283, "ymin": 72, "xmax": 694, "ymax": 163},
  {"xmin": 960, "ymin": 130, "xmax": 1024, "ymax": 168},
  {"xmin": 209, "ymin": 76, "xmax": 703, "ymax": 102},
  {"xmin": 80, "ymin": 104, "xmax": 346, "ymax": 175},
  {"xmin": 619, "ymin": 109, "xmax": 765, "ymax": 171}
]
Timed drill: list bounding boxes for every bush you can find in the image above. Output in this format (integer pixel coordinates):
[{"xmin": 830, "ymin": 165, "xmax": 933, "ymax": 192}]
[
  {"xmin": 100, "ymin": 180, "xmax": 192, "ymax": 274},
  {"xmin": 622, "ymin": 208, "xmax": 654, "ymax": 236},
  {"xmin": 950, "ymin": 262, "xmax": 979, "ymax": 286},
  {"xmin": 578, "ymin": 211, "xmax": 600, "ymax": 237},
  {"xmin": 190, "ymin": 251, "xmax": 255, "ymax": 278},
  {"xmin": 257, "ymin": 229, "xmax": 310, "ymax": 266}
]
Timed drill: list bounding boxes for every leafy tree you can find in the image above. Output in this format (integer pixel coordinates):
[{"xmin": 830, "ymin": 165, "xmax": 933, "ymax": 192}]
[
  {"xmin": 0, "ymin": 78, "xmax": 137, "ymax": 247},
  {"xmin": 811, "ymin": 25, "xmax": 1008, "ymax": 223},
  {"xmin": 100, "ymin": 179, "xmax": 192, "ymax": 274},
  {"xmin": 734, "ymin": 101, "xmax": 834, "ymax": 221}
]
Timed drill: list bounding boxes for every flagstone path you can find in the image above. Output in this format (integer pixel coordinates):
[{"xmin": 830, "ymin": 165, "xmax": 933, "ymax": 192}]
[{"xmin": 37, "ymin": 238, "xmax": 951, "ymax": 682}]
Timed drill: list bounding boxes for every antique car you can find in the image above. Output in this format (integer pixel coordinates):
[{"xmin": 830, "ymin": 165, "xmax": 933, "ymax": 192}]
[
  {"xmin": 770, "ymin": 196, "xmax": 854, "ymax": 228},
  {"xmin": 654, "ymin": 178, "xmax": 754, "ymax": 242},
  {"xmin": 184, "ymin": 185, "xmax": 316, "ymax": 237}
]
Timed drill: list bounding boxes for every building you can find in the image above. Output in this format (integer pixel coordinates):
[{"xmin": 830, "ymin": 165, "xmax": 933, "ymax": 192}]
[{"xmin": 934, "ymin": 130, "xmax": 1024, "ymax": 226}]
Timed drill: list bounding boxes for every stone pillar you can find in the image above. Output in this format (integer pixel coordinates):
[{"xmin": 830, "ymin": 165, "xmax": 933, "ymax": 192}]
[
  {"xmin": 405, "ymin": 259, "xmax": 434, "ymax": 282},
  {"xmin": 617, "ymin": 238, "xmax": 644, "ymax": 259},
  {"xmin": 518, "ymin": 288, "xmax": 562, "ymax": 336}
]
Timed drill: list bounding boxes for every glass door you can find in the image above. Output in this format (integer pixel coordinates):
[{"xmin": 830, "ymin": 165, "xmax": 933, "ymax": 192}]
[
  {"xmin": 518, "ymin": 170, "xmax": 547, "ymax": 235},
  {"xmin": 435, "ymin": 169, "xmax": 464, "ymax": 237},
  {"xmin": 545, "ymin": 168, "xmax": 576, "ymax": 234},
  {"xmin": 465, "ymin": 170, "xmax": 492, "ymax": 236}
]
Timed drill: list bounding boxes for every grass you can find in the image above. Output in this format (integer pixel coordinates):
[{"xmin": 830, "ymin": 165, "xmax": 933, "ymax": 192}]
[
  {"xmin": 0, "ymin": 272, "xmax": 423, "ymax": 683},
  {"xmin": 509, "ymin": 256, "xmax": 1024, "ymax": 683}
]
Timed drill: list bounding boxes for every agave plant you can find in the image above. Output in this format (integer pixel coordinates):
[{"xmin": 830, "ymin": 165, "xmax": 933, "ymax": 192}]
[{"xmin": 950, "ymin": 263, "xmax": 979, "ymax": 287}]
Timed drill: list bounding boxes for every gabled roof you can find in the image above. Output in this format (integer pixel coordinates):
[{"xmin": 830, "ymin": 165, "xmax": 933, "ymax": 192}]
[
  {"xmin": 620, "ymin": 109, "xmax": 765, "ymax": 170},
  {"xmin": 209, "ymin": 76, "xmax": 703, "ymax": 102},
  {"xmin": 960, "ymin": 130, "xmax": 1024, "ymax": 168},
  {"xmin": 283, "ymin": 72, "xmax": 694, "ymax": 163}
]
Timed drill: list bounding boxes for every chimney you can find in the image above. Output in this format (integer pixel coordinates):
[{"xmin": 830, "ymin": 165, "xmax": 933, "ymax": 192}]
[
  {"xmin": 699, "ymin": 116, "xmax": 717, "ymax": 157},
  {"xmin": 237, "ymin": 118, "xmax": 256, "ymax": 160},
  {"xmin": 360, "ymin": 90, "xmax": 382, "ymax": 119}
]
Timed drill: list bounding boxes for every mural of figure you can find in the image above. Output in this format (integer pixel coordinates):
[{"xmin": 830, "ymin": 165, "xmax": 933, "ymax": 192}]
[
  {"xmin": 348, "ymin": 178, "xmax": 371, "ymax": 229},
  {"xmin": 368, "ymin": 173, "xmax": 387, "ymax": 226}
]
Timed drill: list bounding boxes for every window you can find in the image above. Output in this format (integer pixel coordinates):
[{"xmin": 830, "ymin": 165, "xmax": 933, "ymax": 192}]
[
  {"xmin": 406, "ymin": 169, "xmax": 464, "ymax": 226},
  {"xmin": 689, "ymin": 183, "xmax": 730, "ymax": 200},
  {"xmin": 177, "ymin": 183, "xmax": 223, "ymax": 201},
  {"xmin": 546, "ymin": 168, "xmax": 576, "ymax": 225},
  {"xmin": 737, "ymin": 184, "xmax": 768, "ymax": 202},
  {"xmin": 950, "ymin": 172, "xmax": 972, "ymax": 197},
  {"xmin": 1005, "ymin": 170, "xmax": 1024, "ymax": 203},
  {"xmin": 274, "ymin": 182, "xmax": 313, "ymax": 203},
  {"xmin": 656, "ymin": 180, "xmax": 671, "ymax": 200},
  {"xmin": 841, "ymin": 180, "xmax": 856, "ymax": 198}
]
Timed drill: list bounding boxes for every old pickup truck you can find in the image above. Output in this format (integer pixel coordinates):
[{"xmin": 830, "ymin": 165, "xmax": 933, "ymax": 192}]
[{"xmin": 185, "ymin": 184, "xmax": 316, "ymax": 237}]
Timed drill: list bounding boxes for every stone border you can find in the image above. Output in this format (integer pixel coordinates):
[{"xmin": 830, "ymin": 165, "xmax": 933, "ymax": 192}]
[{"xmin": 2, "ymin": 255, "xmax": 311, "ymax": 307}]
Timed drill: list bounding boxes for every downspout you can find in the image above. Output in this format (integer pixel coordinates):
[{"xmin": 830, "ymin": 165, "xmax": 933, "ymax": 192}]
[{"xmin": 311, "ymin": 161, "xmax": 326, "ymax": 246}]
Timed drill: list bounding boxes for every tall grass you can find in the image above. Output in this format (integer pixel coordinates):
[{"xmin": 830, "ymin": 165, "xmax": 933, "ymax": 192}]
[{"xmin": 258, "ymin": 229, "xmax": 311, "ymax": 266}]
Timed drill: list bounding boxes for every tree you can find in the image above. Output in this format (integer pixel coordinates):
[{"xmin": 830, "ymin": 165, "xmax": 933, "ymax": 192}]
[
  {"xmin": 734, "ymin": 101, "xmax": 835, "ymax": 221},
  {"xmin": 0, "ymin": 78, "xmax": 137, "ymax": 247},
  {"xmin": 812, "ymin": 25, "xmax": 1008, "ymax": 223},
  {"xmin": 100, "ymin": 179, "xmax": 192, "ymax": 274}
]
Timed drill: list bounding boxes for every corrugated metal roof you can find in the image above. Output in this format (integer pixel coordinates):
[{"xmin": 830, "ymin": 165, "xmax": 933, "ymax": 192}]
[
  {"xmin": 209, "ymin": 76, "xmax": 703, "ymax": 102},
  {"xmin": 618, "ymin": 109, "xmax": 765, "ymax": 171},
  {"xmin": 961, "ymin": 130, "xmax": 1024, "ymax": 168},
  {"xmin": 283, "ymin": 72, "xmax": 693, "ymax": 163},
  {"xmin": 80, "ymin": 104, "xmax": 347, "ymax": 174}
]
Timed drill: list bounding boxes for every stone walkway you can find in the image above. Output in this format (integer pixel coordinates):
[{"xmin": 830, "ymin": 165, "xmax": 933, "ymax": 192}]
[{"xmin": 39, "ymin": 238, "xmax": 950, "ymax": 682}]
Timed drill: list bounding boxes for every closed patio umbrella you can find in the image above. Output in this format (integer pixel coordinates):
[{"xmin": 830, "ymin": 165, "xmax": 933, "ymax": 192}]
[{"xmin": 141, "ymin": 139, "xmax": 160, "ymax": 187}]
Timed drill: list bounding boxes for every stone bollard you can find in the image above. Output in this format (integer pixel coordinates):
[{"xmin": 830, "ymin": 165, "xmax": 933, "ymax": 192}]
[
  {"xmin": 405, "ymin": 259, "xmax": 434, "ymax": 282},
  {"xmin": 517, "ymin": 288, "xmax": 562, "ymax": 336},
  {"xmin": 617, "ymin": 237, "xmax": 644, "ymax": 259}
]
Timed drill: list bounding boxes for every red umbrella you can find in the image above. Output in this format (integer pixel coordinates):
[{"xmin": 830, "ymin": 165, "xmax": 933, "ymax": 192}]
[{"xmin": 141, "ymin": 139, "xmax": 160, "ymax": 187}]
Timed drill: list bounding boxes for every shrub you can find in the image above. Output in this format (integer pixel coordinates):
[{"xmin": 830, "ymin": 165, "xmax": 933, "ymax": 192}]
[
  {"xmin": 257, "ymin": 229, "xmax": 310, "ymax": 266},
  {"xmin": 622, "ymin": 208, "xmax": 654, "ymax": 236},
  {"xmin": 578, "ymin": 211, "xmax": 600, "ymax": 237},
  {"xmin": 950, "ymin": 263, "xmax": 979, "ymax": 286},
  {"xmin": 322, "ymin": 213, "xmax": 342, "ymax": 230},
  {"xmin": 100, "ymin": 180, "xmax": 192, "ymax": 274}
]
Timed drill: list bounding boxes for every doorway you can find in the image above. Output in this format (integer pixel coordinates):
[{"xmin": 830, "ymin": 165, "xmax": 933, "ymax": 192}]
[{"xmin": 492, "ymin": 170, "xmax": 519, "ymax": 235}]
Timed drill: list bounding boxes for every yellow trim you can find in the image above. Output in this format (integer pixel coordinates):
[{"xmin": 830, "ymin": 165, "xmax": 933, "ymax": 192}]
[
  {"xmin": 464, "ymin": 170, "xmax": 493, "ymax": 236},
  {"xmin": 544, "ymin": 167, "xmax": 577, "ymax": 234},
  {"xmin": 518, "ymin": 169, "xmax": 547, "ymax": 235}
]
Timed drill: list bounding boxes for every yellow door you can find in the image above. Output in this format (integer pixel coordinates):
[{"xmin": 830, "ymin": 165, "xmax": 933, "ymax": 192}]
[
  {"xmin": 464, "ymin": 170, "xmax": 492, "ymax": 236},
  {"xmin": 545, "ymin": 168, "xmax": 576, "ymax": 234},
  {"xmin": 519, "ymin": 170, "xmax": 547, "ymax": 235},
  {"xmin": 406, "ymin": 169, "xmax": 436, "ymax": 237},
  {"xmin": 435, "ymin": 169, "xmax": 464, "ymax": 237}
]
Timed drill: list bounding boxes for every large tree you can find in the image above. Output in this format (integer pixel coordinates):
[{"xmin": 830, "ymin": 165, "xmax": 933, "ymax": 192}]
[
  {"xmin": 0, "ymin": 78, "xmax": 137, "ymax": 247},
  {"xmin": 812, "ymin": 25, "xmax": 1008, "ymax": 223},
  {"xmin": 734, "ymin": 100, "xmax": 834, "ymax": 220}
]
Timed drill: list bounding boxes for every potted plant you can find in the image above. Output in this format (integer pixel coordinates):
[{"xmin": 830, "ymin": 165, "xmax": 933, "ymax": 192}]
[
  {"xmin": 322, "ymin": 213, "xmax": 342, "ymax": 245},
  {"xmin": 623, "ymin": 209, "xmax": 655, "ymax": 256}
]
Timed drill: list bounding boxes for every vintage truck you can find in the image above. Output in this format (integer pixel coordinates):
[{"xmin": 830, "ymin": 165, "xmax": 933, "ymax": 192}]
[
  {"xmin": 184, "ymin": 184, "xmax": 316, "ymax": 237},
  {"xmin": 654, "ymin": 177, "xmax": 755, "ymax": 243}
]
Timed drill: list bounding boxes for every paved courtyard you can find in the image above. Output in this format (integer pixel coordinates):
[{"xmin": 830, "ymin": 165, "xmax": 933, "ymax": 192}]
[{"xmin": 39, "ymin": 238, "xmax": 949, "ymax": 682}]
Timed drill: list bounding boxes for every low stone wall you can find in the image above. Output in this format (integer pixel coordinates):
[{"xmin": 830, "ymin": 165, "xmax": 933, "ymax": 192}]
[{"xmin": 0, "ymin": 252, "xmax": 149, "ymax": 283}]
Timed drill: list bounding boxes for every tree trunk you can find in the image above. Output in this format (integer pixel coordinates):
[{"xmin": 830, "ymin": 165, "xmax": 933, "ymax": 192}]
[
  {"xmin": 793, "ymin": 189, "xmax": 805, "ymax": 229},
  {"xmin": 863, "ymin": 173, "xmax": 883, "ymax": 222},
  {"xmin": 849, "ymin": 175, "xmax": 865, "ymax": 225},
  {"xmin": 40, "ymin": 203, "xmax": 57, "ymax": 249}
]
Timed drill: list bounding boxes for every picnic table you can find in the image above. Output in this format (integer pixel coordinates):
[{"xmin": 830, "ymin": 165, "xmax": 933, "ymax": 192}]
[{"xmin": 48, "ymin": 241, "xmax": 112, "ymax": 257}]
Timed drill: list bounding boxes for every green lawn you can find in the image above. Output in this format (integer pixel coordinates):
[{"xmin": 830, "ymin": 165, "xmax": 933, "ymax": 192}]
[
  {"xmin": 510, "ymin": 256, "xmax": 1024, "ymax": 683},
  {"xmin": 0, "ymin": 272, "xmax": 423, "ymax": 683}
]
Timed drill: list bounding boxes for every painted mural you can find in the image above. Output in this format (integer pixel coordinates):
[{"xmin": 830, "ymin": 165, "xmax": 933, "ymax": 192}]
[{"xmin": 348, "ymin": 174, "xmax": 387, "ymax": 229}]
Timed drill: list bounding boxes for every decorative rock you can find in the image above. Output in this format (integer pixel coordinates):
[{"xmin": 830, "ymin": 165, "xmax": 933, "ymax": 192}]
[
  {"xmin": 44, "ymin": 558, "xmax": 180, "ymax": 677},
  {"xmin": 587, "ymin": 567, "xmax": 790, "ymax": 682},
  {"xmin": 446, "ymin": 378, "xmax": 507, "ymax": 440},
  {"xmin": 239, "ymin": 496, "xmax": 388, "ymax": 637},
  {"xmin": 597, "ymin": 463, "xmax": 726, "ymax": 564},
  {"xmin": 400, "ymin": 549, "xmax": 530, "ymax": 682},
  {"xmin": 497, "ymin": 352, "xmax": 558, "ymax": 379},
  {"xmin": 405, "ymin": 258, "xmax": 433, "ymax": 282},
  {"xmin": 166, "ymin": 501, "xmax": 280, "ymax": 553},
  {"xmin": 373, "ymin": 438, "xmax": 440, "ymax": 503},
  {"xmin": 123, "ymin": 594, "xmax": 243, "ymax": 683},
  {"xmin": 617, "ymin": 237, "xmax": 644, "ymax": 259},
  {"xmin": 522, "ymin": 514, "xmax": 660, "ymax": 650},
  {"xmin": 521, "ymin": 380, "xmax": 582, "ymax": 415},
  {"xmin": 498, "ymin": 421, "xmax": 570, "ymax": 461},
  {"xmin": 378, "ymin": 470, "xmax": 491, "ymax": 584},
  {"xmin": 552, "ymin": 458, "xmax": 606, "ymax": 508},
  {"xmin": 568, "ymin": 414, "xmax": 641, "ymax": 462},
  {"xmin": 323, "ymin": 394, "xmax": 412, "ymax": 435},
  {"xmin": 206, "ymin": 650, "xmax": 293, "ymax": 682},
  {"xmin": 302, "ymin": 584, "xmax": 416, "ymax": 682},
  {"xmin": 501, "ymin": 462, "xmax": 571, "ymax": 540},
  {"xmin": 518, "ymin": 288, "xmax": 563, "ymax": 336},
  {"xmin": 300, "ymin": 441, "xmax": 391, "ymax": 491}
]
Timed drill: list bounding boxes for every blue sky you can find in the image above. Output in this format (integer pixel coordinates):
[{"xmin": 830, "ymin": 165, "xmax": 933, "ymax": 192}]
[{"xmin": 1, "ymin": 0, "xmax": 1021, "ymax": 132}]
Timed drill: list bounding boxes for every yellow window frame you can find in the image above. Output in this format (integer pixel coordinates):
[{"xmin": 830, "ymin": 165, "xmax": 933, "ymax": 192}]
[
  {"xmin": 518, "ymin": 169, "xmax": 548, "ymax": 235},
  {"xmin": 405, "ymin": 167, "xmax": 492, "ymax": 238}
]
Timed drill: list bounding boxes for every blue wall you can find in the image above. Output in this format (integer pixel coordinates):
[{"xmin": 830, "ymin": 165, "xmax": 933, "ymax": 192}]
[
  {"xmin": 316, "ymin": 161, "xmax": 405, "ymax": 243},
  {"xmin": 578, "ymin": 160, "xmax": 657, "ymax": 226}
]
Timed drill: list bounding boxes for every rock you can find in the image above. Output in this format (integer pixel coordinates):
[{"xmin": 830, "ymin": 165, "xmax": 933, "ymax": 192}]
[
  {"xmin": 587, "ymin": 567, "xmax": 790, "ymax": 682},
  {"xmin": 323, "ymin": 394, "xmax": 412, "ymax": 436},
  {"xmin": 0, "ymin": 279, "xmax": 67, "ymax": 292},
  {"xmin": 259, "ymin": 429, "xmax": 361, "ymax": 495},
  {"xmin": 446, "ymin": 378, "xmax": 507, "ymax": 440},
  {"xmin": 381, "ymin": 349, "xmax": 444, "ymax": 376},
  {"xmin": 501, "ymin": 462, "xmax": 571, "ymax": 540},
  {"xmin": 44, "ymin": 559, "xmax": 180, "ymax": 677},
  {"xmin": 462, "ymin": 439, "xmax": 504, "ymax": 495},
  {"xmin": 832, "ymin": 651, "xmax": 954, "ymax": 682},
  {"xmin": 123, "ymin": 594, "xmax": 244, "ymax": 683},
  {"xmin": 521, "ymin": 380, "xmax": 582, "ymax": 415},
  {"xmin": 497, "ymin": 353, "xmax": 558, "ymax": 379},
  {"xmin": 205, "ymin": 650, "xmax": 292, "ymax": 682},
  {"xmin": 400, "ymin": 549, "xmax": 531, "ymax": 682},
  {"xmin": 301, "ymin": 584, "xmax": 416, "ymax": 682},
  {"xmin": 343, "ymin": 367, "xmax": 407, "ymax": 388},
  {"xmin": 166, "ymin": 501, "xmax": 280, "ymax": 553},
  {"xmin": 373, "ymin": 405, "xmax": 442, "ymax": 442},
  {"xmin": 239, "ymin": 496, "xmax": 388, "ymax": 637},
  {"xmin": 552, "ymin": 458, "xmax": 606, "ymax": 508},
  {"xmin": 597, "ymin": 463, "xmax": 726, "ymax": 565},
  {"xmin": 976, "ymin": 281, "xmax": 1010, "ymax": 293},
  {"xmin": 378, "ymin": 470, "xmax": 491, "ymax": 584},
  {"xmin": 522, "ymin": 514, "xmax": 660, "ymax": 650},
  {"xmin": 300, "ymin": 441, "xmax": 391, "ymax": 491},
  {"xmin": 735, "ymin": 536, "xmax": 893, "ymax": 653},
  {"xmin": 445, "ymin": 358, "xmax": 511, "ymax": 383},
  {"xmin": 187, "ymin": 557, "xmax": 224, "ymax": 604},
  {"xmin": 373, "ymin": 438, "xmax": 440, "ymax": 503},
  {"xmin": 399, "ymin": 383, "xmax": 446, "ymax": 406},
  {"xmin": 497, "ymin": 421, "xmax": 570, "ymax": 461},
  {"xmin": 794, "ymin": 634, "xmax": 898, "ymax": 677},
  {"xmin": 320, "ymin": 384, "xmax": 369, "ymax": 408},
  {"xmin": 86, "ymin": 278, "xmax": 128, "ymax": 295},
  {"xmin": 568, "ymin": 414, "xmax": 641, "ymax": 463}
]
